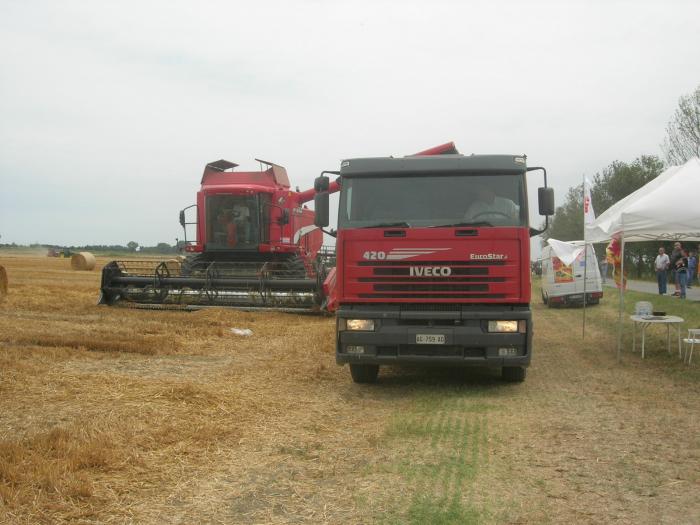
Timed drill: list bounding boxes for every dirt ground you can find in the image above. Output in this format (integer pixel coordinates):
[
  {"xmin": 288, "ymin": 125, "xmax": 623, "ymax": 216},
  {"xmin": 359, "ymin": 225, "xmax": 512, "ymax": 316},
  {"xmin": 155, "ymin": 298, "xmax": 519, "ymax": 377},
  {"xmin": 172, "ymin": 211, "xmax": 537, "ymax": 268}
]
[{"xmin": 1, "ymin": 255, "xmax": 699, "ymax": 524}]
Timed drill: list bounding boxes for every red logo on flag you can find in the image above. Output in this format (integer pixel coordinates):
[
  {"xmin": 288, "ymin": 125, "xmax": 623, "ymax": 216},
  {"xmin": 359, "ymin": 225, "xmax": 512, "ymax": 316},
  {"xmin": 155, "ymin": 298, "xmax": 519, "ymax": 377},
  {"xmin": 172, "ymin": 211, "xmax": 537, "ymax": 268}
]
[{"xmin": 584, "ymin": 196, "xmax": 590, "ymax": 214}]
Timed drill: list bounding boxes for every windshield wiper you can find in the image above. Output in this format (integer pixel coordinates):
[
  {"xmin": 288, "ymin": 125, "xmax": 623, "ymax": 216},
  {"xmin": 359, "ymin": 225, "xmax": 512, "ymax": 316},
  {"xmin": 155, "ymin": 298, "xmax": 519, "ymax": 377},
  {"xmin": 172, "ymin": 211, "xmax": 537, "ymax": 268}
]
[
  {"xmin": 361, "ymin": 221, "xmax": 411, "ymax": 228},
  {"xmin": 427, "ymin": 221, "xmax": 492, "ymax": 228}
]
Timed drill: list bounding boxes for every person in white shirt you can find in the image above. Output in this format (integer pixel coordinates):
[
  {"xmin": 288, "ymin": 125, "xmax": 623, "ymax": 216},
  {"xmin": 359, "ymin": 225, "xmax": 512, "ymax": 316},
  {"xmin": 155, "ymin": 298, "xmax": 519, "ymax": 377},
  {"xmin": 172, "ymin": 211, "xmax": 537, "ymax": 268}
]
[
  {"xmin": 654, "ymin": 246, "xmax": 670, "ymax": 295},
  {"xmin": 464, "ymin": 185, "xmax": 519, "ymax": 223}
]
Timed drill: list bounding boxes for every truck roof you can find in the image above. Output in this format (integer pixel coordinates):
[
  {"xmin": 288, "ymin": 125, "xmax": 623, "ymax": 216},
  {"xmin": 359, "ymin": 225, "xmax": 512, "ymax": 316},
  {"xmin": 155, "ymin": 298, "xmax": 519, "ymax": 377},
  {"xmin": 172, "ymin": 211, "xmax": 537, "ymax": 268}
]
[{"xmin": 339, "ymin": 154, "xmax": 527, "ymax": 177}]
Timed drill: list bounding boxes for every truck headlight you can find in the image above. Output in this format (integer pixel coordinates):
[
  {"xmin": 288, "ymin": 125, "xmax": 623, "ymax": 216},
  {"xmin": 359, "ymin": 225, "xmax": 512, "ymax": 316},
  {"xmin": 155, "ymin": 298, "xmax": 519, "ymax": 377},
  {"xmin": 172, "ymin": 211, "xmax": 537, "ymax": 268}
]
[
  {"xmin": 343, "ymin": 319, "xmax": 375, "ymax": 331},
  {"xmin": 488, "ymin": 320, "xmax": 519, "ymax": 333}
]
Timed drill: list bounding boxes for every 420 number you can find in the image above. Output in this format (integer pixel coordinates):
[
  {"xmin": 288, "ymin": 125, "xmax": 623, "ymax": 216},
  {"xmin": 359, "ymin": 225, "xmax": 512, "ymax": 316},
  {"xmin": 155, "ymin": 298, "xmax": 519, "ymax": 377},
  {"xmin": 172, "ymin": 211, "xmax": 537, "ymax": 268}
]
[{"xmin": 362, "ymin": 251, "xmax": 387, "ymax": 260}]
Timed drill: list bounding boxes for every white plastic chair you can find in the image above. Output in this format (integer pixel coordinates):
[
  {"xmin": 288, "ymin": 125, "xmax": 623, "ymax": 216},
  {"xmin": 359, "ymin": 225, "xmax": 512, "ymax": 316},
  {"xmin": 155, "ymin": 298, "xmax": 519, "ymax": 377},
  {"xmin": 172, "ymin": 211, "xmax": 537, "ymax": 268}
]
[{"xmin": 682, "ymin": 329, "xmax": 700, "ymax": 364}]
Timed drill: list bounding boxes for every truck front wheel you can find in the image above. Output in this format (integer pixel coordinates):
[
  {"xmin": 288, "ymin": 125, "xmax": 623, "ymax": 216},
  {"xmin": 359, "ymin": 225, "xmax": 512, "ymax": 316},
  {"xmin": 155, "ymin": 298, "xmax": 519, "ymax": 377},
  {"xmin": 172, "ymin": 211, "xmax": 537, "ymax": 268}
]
[
  {"xmin": 349, "ymin": 364, "xmax": 379, "ymax": 384},
  {"xmin": 502, "ymin": 366, "xmax": 526, "ymax": 382}
]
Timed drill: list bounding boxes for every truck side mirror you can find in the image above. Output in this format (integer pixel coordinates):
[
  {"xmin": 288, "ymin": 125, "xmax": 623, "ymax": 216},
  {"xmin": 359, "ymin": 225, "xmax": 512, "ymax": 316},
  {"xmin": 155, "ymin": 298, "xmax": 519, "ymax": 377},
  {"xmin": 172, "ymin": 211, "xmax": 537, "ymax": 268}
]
[
  {"xmin": 538, "ymin": 187, "xmax": 554, "ymax": 216},
  {"xmin": 179, "ymin": 210, "xmax": 186, "ymax": 227},
  {"xmin": 315, "ymin": 191, "xmax": 329, "ymax": 228},
  {"xmin": 314, "ymin": 175, "xmax": 329, "ymax": 192}
]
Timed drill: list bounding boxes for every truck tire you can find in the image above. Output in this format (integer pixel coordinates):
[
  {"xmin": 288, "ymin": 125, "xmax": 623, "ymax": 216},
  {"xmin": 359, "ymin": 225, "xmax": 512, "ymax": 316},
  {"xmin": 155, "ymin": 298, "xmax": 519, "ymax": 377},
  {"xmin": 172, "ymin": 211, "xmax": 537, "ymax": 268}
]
[
  {"xmin": 349, "ymin": 364, "xmax": 379, "ymax": 384},
  {"xmin": 502, "ymin": 366, "xmax": 526, "ymax": 382}
]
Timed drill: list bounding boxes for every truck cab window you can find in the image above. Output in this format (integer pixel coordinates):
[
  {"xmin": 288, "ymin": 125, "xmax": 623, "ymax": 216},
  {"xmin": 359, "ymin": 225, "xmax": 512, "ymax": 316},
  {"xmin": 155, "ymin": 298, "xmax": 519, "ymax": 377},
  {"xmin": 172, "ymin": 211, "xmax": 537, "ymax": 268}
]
[{"xmin": 339, "ymin": 173, "xmax": 526, "ymax": 229}]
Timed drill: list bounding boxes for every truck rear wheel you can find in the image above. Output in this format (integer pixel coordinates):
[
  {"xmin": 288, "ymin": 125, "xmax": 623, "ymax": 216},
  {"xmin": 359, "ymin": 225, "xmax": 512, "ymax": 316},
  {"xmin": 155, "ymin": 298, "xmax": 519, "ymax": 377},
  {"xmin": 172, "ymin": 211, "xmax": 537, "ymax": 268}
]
[
  {"xmin": 349, "ymin": 364, "xmax": 379, "ymax": 384},
  {"xmin": 502, "ymin": 366, "xmax": 526, "ymax": 382}
]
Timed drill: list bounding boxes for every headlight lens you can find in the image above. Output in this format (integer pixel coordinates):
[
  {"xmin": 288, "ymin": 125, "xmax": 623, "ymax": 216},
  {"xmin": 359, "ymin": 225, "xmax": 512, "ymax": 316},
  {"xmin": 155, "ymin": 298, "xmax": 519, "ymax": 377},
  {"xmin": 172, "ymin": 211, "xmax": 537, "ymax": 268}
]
[
  {"xmin": 345, "ymin": 319, "xmax": 375, "ymax": 331},
  {"xmin": 488, "ymin": 320, "xmax": 518, "ymax": 333}
]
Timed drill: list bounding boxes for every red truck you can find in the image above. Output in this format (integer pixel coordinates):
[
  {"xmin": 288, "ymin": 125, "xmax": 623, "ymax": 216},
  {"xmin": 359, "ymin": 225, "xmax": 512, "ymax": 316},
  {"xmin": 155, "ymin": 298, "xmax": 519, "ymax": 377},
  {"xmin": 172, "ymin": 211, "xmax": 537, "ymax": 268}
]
[{"xmin": 314, "ymin": 145, "xmax": 554, "ymax": 383}]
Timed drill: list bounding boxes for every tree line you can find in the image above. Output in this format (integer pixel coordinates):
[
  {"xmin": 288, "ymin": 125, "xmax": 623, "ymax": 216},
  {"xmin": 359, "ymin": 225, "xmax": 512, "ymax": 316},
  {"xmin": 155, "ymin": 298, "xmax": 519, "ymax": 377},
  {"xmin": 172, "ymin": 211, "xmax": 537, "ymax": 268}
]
[{"xmin": 0, "ymin": 241, "xmax": 185, "ymax": 254}]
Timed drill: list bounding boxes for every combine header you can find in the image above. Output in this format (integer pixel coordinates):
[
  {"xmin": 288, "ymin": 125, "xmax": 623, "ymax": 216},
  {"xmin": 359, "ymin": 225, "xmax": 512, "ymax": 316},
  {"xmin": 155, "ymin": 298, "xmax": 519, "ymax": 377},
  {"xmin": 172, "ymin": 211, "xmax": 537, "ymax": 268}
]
[{"xmin": 99, "ymin": 159, "xmax": 338, "ymax": 311}]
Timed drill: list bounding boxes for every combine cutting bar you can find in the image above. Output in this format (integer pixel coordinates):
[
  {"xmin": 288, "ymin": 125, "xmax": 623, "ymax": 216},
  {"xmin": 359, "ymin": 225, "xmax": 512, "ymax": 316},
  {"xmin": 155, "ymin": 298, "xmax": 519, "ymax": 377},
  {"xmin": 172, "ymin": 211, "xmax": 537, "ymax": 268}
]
[{"xmin": 98, "ymin": 260, "xmax": 321, "ymax": 310}]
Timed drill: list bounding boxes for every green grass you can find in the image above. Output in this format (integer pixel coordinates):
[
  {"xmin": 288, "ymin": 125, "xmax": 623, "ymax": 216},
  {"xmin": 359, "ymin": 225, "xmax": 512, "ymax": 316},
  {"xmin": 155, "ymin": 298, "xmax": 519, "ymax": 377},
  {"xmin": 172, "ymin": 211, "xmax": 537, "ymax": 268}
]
[
  {"xmin": 403, "ymin": 495, "xmax": 483, "ymax": 525},
  {"xmin": 534, "ymin": 276, "xmax": 700, "ymax": 383},
  {"xmin": 376, "ymin": 392, "xmax": 494, "ymax": 524},
  {"xmin": 369, "ymin": 280, "xmax": 700, "ymax": 523}
]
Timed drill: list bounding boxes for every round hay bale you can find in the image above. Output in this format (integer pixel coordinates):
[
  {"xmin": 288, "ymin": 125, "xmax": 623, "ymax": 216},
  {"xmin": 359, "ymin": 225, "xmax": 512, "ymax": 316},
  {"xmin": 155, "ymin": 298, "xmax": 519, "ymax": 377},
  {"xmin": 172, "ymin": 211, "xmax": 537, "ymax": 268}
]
[
  {"xmin": 164, "ymin": 259, "xmax": 182, "ymax": 274},
  {"xmin": 71, "ymin": 252, "xmax": 96, "ymax": 271},
  {"xmin": 0, "ymin": 264, "xmax": 7, "ymax": 299}
]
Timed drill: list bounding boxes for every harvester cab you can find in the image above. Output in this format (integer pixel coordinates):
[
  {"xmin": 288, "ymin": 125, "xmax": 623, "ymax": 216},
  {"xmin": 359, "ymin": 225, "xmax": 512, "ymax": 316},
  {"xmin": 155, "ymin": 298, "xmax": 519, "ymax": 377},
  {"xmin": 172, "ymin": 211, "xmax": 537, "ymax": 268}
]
[
  {"xmin": 182, "ymin": 159, "xmax": 296, "ymax": 255},
  {"xmin": 99, "ymin": 158, "xmax": 339, "ymax": 311}
]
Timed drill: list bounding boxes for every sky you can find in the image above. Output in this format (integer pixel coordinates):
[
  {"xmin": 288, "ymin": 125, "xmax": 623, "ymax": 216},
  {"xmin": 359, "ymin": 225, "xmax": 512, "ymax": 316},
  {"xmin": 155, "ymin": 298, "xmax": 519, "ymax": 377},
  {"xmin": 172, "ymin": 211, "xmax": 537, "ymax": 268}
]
[{"xmin": 1, "ymin": 0, "xmax": 699, "ymax": 253}]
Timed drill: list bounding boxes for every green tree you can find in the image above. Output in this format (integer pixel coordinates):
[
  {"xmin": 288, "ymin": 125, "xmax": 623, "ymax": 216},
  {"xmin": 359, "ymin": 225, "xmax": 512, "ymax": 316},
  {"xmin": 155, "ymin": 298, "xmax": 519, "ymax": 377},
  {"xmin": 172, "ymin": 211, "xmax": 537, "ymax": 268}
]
[
  {"xmin": 543, "ymin": 184, "xmax": 585, "ymax": 242},
  {"xmin": 127, "ymin": 241, "xmax": 139, "ymax": 252},
  {"xmin": 591, "ymin": 155, "xmax": 664, "ymax": 212},
  {"xmin": 662, "ymin": 84, "xmax": 700, "ymax": 165}
]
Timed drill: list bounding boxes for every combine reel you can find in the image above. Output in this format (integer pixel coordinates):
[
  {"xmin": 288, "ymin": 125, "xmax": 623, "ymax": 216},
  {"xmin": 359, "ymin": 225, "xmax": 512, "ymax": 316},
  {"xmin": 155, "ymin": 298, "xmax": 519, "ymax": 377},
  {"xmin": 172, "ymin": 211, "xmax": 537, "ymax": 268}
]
[{"xmin": 99, "ymin": 256, "xmax": 325, "ymax": 312}]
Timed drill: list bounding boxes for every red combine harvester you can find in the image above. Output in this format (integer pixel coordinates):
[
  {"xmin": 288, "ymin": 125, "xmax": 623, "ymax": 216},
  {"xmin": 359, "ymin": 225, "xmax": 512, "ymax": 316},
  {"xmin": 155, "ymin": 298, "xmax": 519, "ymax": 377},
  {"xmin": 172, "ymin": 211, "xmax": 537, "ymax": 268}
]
[
  {"xmin": 99, "ymin": 159, "xmax": 338, "ymax": 311},
  {"xmin": 314, "ymin": 143, "xmax": 554, "ymax": 383}
]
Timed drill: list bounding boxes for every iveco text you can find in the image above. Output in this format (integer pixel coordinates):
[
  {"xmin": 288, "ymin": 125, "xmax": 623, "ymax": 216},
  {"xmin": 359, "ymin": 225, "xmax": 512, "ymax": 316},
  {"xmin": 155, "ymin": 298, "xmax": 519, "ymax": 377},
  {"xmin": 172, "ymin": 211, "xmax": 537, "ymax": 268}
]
[{"xmin": 409, "ymin": 266, "xmax": 452, "ymax": 277}]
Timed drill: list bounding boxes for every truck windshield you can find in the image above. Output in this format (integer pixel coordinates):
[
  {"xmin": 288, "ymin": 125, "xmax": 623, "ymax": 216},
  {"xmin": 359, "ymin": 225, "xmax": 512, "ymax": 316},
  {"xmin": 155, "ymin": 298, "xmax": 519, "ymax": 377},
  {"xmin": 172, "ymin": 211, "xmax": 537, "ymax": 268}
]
[
  {"xmin": 338, "ymin": 173, "xmax": 527, "ymax": 229},
  {"xmin": 205, "ymin": 194, "xmax": 260, "ymax": 249}
]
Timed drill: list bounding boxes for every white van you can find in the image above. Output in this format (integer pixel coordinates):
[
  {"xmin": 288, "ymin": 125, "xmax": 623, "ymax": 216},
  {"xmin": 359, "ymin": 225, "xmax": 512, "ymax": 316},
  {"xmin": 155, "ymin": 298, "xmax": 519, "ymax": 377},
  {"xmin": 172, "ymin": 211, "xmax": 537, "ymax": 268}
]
[{"xmin": 540, "ymin": 242, "xmax": 603, "ymax": 307}]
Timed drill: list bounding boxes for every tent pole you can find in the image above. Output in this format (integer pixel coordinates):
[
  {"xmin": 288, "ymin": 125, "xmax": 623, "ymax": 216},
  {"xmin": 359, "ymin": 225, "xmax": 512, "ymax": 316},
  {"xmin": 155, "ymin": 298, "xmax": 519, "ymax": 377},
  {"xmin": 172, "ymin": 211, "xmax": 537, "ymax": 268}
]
[
  {"xmin": 583, "ymin": 244, "xmax": 587, "ymax": 339},
  {"xmin": 616, "ymin": 234, "xmax": 625, "ymax": 362},
  {"xmin": 583, "ymin": 176, "xmax": 588, "ymax": 339},
  {"xmin": 582, "ymin": 175, "xmax": 593, "ymax": 340}
]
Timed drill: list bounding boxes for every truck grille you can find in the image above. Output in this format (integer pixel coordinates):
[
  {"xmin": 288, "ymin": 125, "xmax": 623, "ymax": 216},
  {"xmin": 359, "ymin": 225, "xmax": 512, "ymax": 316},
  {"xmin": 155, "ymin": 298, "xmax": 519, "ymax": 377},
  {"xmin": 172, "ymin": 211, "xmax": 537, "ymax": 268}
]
[
  {"xmin": 400, "ymin": 304, "xmax": 462, "ymax": 312},
  {"xmin": 351, "ymin": 259, "xmax": 516, "ymax": 300}
]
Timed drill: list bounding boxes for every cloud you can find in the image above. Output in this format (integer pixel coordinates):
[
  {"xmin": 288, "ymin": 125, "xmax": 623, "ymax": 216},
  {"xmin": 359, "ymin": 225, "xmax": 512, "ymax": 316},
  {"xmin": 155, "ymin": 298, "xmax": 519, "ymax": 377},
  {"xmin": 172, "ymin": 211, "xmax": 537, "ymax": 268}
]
[{"xmin": 1, "ymin": 0, "xmax": 699, "ymax": 245}]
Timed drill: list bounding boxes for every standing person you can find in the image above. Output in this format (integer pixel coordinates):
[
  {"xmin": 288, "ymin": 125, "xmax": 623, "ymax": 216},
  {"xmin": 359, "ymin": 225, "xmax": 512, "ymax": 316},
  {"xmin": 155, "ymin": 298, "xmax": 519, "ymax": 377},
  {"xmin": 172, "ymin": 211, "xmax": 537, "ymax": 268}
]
[
  {"xmin": 687, "ymin": 250, "xmax": 697, "ymax": 289},
  {"xmin": 675, "ymin": 248, "xmax": 689, "ymax": 299},
  {"xmin": 654, "ymin": 247, "xmax": 670, "ymax": 295},
  {"xmin": 599, "ymin": 255, "xmax": 608, "ymax": 284},
  {"xmin": 670, "ymin": 242, "xmax": 683, "ymax": 296}
]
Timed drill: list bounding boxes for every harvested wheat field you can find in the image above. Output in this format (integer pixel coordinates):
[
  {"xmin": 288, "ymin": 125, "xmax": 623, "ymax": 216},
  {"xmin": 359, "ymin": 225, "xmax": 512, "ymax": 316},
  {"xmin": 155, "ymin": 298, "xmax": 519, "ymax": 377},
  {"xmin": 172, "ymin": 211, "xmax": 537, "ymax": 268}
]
[{"xmin": 1, "ymin": 253, "xmax": 699, "ymax": 524}]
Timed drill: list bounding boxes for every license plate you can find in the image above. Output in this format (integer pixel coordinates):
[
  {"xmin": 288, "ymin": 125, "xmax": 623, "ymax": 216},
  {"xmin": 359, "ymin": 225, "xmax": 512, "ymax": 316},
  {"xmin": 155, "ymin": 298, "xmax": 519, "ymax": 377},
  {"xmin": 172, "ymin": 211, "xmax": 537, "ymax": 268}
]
[{"xmin": 416, "ymin": 334, "xmax": 445, "ymax": 344}]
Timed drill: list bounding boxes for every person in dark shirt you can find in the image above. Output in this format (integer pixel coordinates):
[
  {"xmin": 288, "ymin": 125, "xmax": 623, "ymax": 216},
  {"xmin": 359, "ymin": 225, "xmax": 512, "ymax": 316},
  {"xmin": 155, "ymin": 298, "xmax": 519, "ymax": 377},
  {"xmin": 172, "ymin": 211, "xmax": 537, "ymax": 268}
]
[
  {"xmin": 687, "ymin": 250, "xmax": 697, "ymax": 289},
  {"xmin": 674, "ymin": 247, "xmax": 689, "ymax": 299}
]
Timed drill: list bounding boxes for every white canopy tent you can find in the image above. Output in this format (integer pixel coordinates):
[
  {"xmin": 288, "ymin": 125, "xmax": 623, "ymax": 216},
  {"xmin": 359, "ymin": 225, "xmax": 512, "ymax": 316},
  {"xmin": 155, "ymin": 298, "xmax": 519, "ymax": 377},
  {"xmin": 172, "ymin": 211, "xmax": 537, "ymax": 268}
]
[
  {"xmin": 583, "ymin": 157, "xmax": 700, "ymax": 359},
  {"xmin": 586, "ymin": 158, "xmax": 700, "ymax": 243}
]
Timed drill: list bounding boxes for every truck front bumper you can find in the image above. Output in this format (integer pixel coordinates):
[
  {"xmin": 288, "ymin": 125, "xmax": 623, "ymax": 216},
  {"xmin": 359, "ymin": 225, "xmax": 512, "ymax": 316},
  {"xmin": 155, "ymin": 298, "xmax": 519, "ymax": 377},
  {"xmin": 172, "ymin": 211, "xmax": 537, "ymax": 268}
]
[{"xmin": 336, "ymin": 305, "xmax": 532, "ymax": 368}]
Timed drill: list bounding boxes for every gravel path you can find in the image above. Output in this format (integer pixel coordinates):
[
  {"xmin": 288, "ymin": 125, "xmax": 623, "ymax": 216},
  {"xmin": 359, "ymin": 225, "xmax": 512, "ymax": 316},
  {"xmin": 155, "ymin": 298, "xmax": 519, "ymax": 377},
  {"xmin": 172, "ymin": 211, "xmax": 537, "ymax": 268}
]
[{"xmin": 605, "ymin": 278, "xmax": 700, "ymax": 301}]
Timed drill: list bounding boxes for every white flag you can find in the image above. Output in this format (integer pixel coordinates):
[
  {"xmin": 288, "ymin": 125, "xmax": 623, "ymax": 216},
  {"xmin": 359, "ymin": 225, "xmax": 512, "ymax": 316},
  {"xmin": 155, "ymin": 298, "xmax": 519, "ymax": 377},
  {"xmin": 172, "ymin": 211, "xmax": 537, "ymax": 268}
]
[
  {"xmin": 583, "ymin": 177, "xmax": 595, "ymax": 225},
  {"xmin": 547, "ymin": 238, "xmax": 584, "ymax": 266}
]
